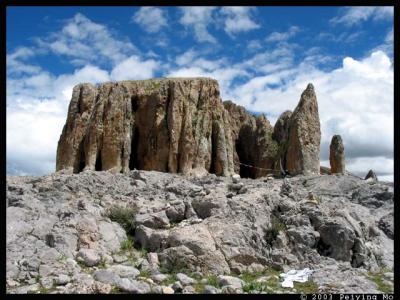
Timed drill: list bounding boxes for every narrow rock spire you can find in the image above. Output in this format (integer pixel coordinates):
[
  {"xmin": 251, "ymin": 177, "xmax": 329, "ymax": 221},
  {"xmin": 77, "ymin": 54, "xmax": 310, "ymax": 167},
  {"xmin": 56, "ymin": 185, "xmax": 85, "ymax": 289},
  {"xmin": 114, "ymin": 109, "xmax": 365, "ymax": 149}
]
[{"xmin": 329, "ymin": 135, "xmax": 345, "ymax": 174}]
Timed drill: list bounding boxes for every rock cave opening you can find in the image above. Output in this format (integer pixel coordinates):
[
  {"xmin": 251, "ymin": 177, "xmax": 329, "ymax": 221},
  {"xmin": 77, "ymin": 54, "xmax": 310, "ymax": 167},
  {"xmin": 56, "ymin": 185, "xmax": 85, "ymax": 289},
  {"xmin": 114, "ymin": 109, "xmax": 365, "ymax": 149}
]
[
  {"xmin": 236, "ymin": 125, "xmax": 257, "ymax": 179},
  {"xmin": 129, "ymin": 127, "xmax": 140, "ymax": 170},
  {"xmin": 77, "ymin": 141, "xmax": 86, "ymax": 173},
  {"xmin": 209, "ymin": 129, "xmax": 217, "ymax": 175},
  {"xmin": 95, "ymin": 151, "xmax": 102, "ymax": 171}
]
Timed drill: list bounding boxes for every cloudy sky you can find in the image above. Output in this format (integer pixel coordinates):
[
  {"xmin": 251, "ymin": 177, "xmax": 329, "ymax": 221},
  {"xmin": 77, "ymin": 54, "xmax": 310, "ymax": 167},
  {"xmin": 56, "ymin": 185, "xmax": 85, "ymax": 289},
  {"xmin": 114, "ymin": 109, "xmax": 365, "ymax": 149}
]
[{"xmin": 6, "ymin": 6, "xmax": 394, "ymax": 181}]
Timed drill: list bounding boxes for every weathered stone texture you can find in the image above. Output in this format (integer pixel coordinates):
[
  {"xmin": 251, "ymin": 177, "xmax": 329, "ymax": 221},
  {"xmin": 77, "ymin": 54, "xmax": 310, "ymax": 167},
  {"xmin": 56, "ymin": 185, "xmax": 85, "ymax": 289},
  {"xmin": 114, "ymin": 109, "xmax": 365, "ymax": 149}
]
[
  {"xmin": 57, "ymin": 79, "xmax": 322, "ymax": 179},
  {"xmin": 285, "ymin": 83, "xmax": 321, "ymax": 175},
  {"xmin": 223, "ymin": 101, "xmax": 279, "ymax": 178},
  {"xmin": 329, "ymin": 135, "xmax": 345, "ymax": 174},
  {"xmin": 56, "ymin": 78, "xmax": 234, "ymax": 176}
]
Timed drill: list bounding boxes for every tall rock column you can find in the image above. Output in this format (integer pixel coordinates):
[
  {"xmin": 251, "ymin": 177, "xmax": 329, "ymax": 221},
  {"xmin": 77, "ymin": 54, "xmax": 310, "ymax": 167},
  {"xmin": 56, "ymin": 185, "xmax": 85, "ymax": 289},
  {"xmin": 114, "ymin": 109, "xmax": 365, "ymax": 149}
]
[
  {"xmin": 329, "ymin": 135, "xmax": 345, "ymax": 174},
  {"xmin": 285, "ymin": 83, "xmax": 321, "ymax": 175},
  {"xmin": 56, "ymin": 83, "xmax": 97, "ymax": 173}
]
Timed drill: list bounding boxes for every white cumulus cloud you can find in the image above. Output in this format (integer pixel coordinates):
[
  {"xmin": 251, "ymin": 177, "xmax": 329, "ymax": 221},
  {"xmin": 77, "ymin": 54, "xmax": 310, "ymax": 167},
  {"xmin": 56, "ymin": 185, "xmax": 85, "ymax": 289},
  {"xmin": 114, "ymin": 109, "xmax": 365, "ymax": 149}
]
[
  {"xmin": 132, "ymin": 7, "xmax": 168, "ymax": 33},
  {"xmin": 231, "ymin": 51, "xmax": 393, "ymax": 178},
  {"xmin": 220, "ymin": 7, "xmax": 260, "ymax": 35},
  {"xmin": 37, "ymin": 13, "xmax": 137, "ymax": 66},
  {"xmin": 265, "ymin": 26, "xmax": 300, "ymax": 43},
  {"xmin": 330, "ymin": 6, "xmax": 393, "ymax": 26},
  {"xmin": 110, "ymin": 56, "xmax": 159, "ymax": 81},
  {"xmin": 179, "ymin": 7, "xmax": 218, "ymax": 43}
]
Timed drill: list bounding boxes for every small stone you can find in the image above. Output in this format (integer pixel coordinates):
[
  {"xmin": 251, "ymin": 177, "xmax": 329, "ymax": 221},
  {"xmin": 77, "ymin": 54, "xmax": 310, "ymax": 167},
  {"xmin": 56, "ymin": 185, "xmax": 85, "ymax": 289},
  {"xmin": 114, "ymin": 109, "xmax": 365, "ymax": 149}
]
[
  {"xmin": 221, "ymin": 285, "xmax": 241, "ymax": 294},
  {"xmin": 172, "ymin": 281, "xmax": 183, "ymax": 292},
  {"xmin": 204, "ymin": 285, "xmax": 219, "ymax": 294},
  {"xmin": 108, "ymin": 265, "xmax": 140, "ymax": 278},
  {"xmin": 182, "ymin": 285, "xmax": 196, "ymax": 294},
  {"xmin": 116, "ymin": 278, "xmax": 151, "ymax": 294},
  {"xmin": 93, "ymin": 269, "xmax": 121, "ymax": 286},
  {"xmin": 152, "ymin": 286, "xmax": 163, "ymax": 294},
  {"xmin": 39, "ymin": 265, "xmax": 52, "ymax": 277},
  {"xmin": 163, "ymin": 286, "xmax": 174, "ymax": 294},
  {"xmin": 232, "ymin": 174, "xmax": 241, "ymax": 183},
  {"xmin": 102, "ymin": 254, "xmax": 114, "ymax": 264},
  {"xmin": 147, "ymin": 252, "xmax": 159, "ymax": 266},
  {"xmin": 217, "ymin": 275, "xmax": 244, "ymax": 289},
  {"xmin": 255, "ymin": 276, "xmax": 271, "ymax": 283},
  {"xmin": 6, "ymin": 279, "xmax": 20, "ymax": 288},
  {"xmin": 94, "ymin": 282, "xmax": 112, "ymax": 294},
  {"xmin": 383, "ymin": 272, "xmax": 394, "ymax": 281},
  {"xmin": 76, "ymin": 248, "xmax": 101, "ymax": 267},
  {"xmin": 54, "ymin": 274, "xmax": 71, "ymax": 285},
  {"xmin": 40, "ymin": 277, "xmax": 54, "ymax": 289},
  {"xmin": 176, "ymin": 273, "xmax": 195, "ymax": 285},
  {"xmin": 112, "ymin": 254, "xmax": 128, "ymax": 263},
  {"xmin": 365, "ymin": 170, "xmax": 378, "ymax": 181},
  {"xmin": 152, "ymin": 274, "xmax": 168, "ymax": 283}
]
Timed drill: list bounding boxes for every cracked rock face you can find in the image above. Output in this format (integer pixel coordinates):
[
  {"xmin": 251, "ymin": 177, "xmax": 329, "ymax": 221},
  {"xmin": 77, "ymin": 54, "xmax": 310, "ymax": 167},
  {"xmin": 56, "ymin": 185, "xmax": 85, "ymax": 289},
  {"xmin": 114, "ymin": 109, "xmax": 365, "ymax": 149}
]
[
  {"xmin": 56, "ymin": 78, "xmax": 322, "ymax": 179},
  {"xmin": 223, "ymin": 101, "xmax": 279, "ymax": 178},
  {"xmin": 285, "ymin": 84, "xmax": 321, "ymax": 175},
  {"xmin": 329, "ymin": 135, "xmax": 345, "ymax": 174},
  {"xmin": 6, "ymin": 171, "xmax": 393, "ymax": 294},
  {"xmin": 56, "ymin": 78, "xmax": 235, "ymax": 177}
]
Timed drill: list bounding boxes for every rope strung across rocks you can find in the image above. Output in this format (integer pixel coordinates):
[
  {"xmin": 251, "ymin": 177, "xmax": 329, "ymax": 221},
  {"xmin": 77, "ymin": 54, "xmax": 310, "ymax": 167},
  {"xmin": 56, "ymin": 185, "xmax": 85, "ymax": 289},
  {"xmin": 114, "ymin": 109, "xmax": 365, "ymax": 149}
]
[{"xmin": 238, "ymin": 162, "xmax": 279, "ymax": 172}]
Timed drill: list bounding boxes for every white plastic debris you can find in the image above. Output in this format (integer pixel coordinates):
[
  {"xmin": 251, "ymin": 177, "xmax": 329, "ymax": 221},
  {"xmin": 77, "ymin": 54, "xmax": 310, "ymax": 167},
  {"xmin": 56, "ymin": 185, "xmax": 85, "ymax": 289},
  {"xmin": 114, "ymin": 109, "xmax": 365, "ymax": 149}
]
[{"xmin": 279, "ymin": 268, "xmax": 314, "ymax": 288}]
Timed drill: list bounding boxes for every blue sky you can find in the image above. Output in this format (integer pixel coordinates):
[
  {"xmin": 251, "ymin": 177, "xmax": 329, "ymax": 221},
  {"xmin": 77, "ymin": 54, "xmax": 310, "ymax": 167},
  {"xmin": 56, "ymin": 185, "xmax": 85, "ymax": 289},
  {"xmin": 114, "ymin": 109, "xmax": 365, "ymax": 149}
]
[{"xmin": 6, "ymin": 6, "xmax": 394, "ymax": 181}]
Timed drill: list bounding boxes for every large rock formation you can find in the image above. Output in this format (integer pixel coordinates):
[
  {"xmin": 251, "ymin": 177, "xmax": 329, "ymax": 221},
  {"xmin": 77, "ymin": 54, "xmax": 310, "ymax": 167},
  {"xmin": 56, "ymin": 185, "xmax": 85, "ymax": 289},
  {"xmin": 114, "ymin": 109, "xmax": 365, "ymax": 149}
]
[
  {"xmin": 56, "ymin": 78, "xmax": 235, "ymax": 177},
  {"xmin": 223, "ymin": 101, "xmax": 279, "ymax": 178},
  {"xmin": 285, "ymin": 84, "xmax": 321, "ymax": 175},
  {"xmin": 329, "ymin": 135, "xmax": 345, "ymax": 174},
  {"xmin": 273, "ymin": 110, "xmax": 292, "ymax": 172},
  {"xmin": 57, "ymin": 78, "xmax": 321, "ymax": 179}
]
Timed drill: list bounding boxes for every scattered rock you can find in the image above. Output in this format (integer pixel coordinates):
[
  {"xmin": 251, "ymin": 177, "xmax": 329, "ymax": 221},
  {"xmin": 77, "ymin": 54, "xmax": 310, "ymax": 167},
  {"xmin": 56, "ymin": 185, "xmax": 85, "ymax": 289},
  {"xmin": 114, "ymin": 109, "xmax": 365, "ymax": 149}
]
[
  {"xmin": 172, "ymin": 281, "xmax": 183, "ymax": 292},
  {"xmin": 108, "ymin": 265, "xmax": 140, "ymax": 279},
  {"xmin": 151, "ymin": 274, "xmax": 168, "ymax": 284},
  {"xmin": 182, "ymin": 285, "xmax": 196, "ymax": 294},
  {"xmin": 76, "ymin": 249, "xmax": 101, "ymax": 267},
  {"xmin": 117, "ymin": 278, "xmax": 151, "ymax": 294},
  {"xmin": 176, "ymin": 273, "xmax": 195, "ymax": 285},
  {"xmin": 204, "ymin": 285, "xmax": 220, "ymax": 294},
  {"xmin": 217, "ymin": 275, "xmax": 244, "ymax": 289},
  {"xmin": 6, "ymin": 166, "xmax": 393, "ymax": 294},
  {"xmin": 162, "ymin": 286, "xmax": 174, "ymax": 294},
  {"xmin": 365, "ymin": 170, "xmax": 378, "ymax": 181},
  {"xmin": 54, "ymin": 274, "xmax": 71, "ymax": 286},
  {"xmin": 93, "ymin": 269, "xmax": 121, "ymax": 286}
]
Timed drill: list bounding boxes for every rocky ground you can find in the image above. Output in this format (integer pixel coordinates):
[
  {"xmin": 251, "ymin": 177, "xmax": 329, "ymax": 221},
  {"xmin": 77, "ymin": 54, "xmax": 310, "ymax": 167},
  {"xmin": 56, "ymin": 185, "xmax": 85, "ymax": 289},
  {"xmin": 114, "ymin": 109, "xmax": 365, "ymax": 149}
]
[{"xmin": 6, "ymin": 170, "xmax": 394, "ymax": 294}]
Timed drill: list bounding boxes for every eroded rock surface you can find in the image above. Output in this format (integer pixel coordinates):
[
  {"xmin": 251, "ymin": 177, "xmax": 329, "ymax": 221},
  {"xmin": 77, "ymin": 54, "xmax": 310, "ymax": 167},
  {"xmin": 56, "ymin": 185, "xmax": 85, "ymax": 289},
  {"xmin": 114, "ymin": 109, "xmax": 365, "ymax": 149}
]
[
  {"xmin": 285, "ymin": 84, "xmax": 321, "ymax": 175},
  {"xmin": 57, "ymin": 78, "xmax": 234, "ymax": 177},
  {"xmin": 329, "ymin": 135, "xmax": 345, "ymax": 174},
  {"xmin": 57, "ymin": 79, "xmax": 322, "ymax": 179},
  {"xmin": 6, "ymin": 171, "xmax": 393, "ymax": 294},
  {"xmin": 223, "ymin": 101, "xmax": 279, "ymax": 178}
]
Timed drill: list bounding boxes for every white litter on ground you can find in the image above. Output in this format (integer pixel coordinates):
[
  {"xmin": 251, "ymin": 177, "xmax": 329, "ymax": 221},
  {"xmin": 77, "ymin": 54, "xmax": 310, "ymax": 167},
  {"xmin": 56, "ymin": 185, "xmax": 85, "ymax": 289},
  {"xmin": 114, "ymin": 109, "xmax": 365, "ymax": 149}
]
[{"xmin": 279, "ymin": 268, "xmax": 314, "ymax": 288}]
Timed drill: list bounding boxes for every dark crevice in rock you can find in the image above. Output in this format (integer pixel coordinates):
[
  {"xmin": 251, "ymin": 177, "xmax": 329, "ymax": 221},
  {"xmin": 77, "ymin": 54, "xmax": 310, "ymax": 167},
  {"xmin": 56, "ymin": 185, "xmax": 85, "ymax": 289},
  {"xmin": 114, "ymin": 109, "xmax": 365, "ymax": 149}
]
[
  {"xmin": 209, "ymin": 122, "xmax": 218, "ymax": 175},
  {"xmin": 77, "ymin": 141, "xmax": 86, "ymax": 173},
  {"xmin": 236, "ymin": 125, "xmax": 256, "ymax": 179},
  {"xmin": 95, "ymin": 151, "xmax": 102, "ymax": 171},
  {"xmin": 129, "ymin": 127, "xmax": 140, "ymax": 170},
  {"xmin": 316, "ymin": 238, "xmax": 331, "ymax": 257}
]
